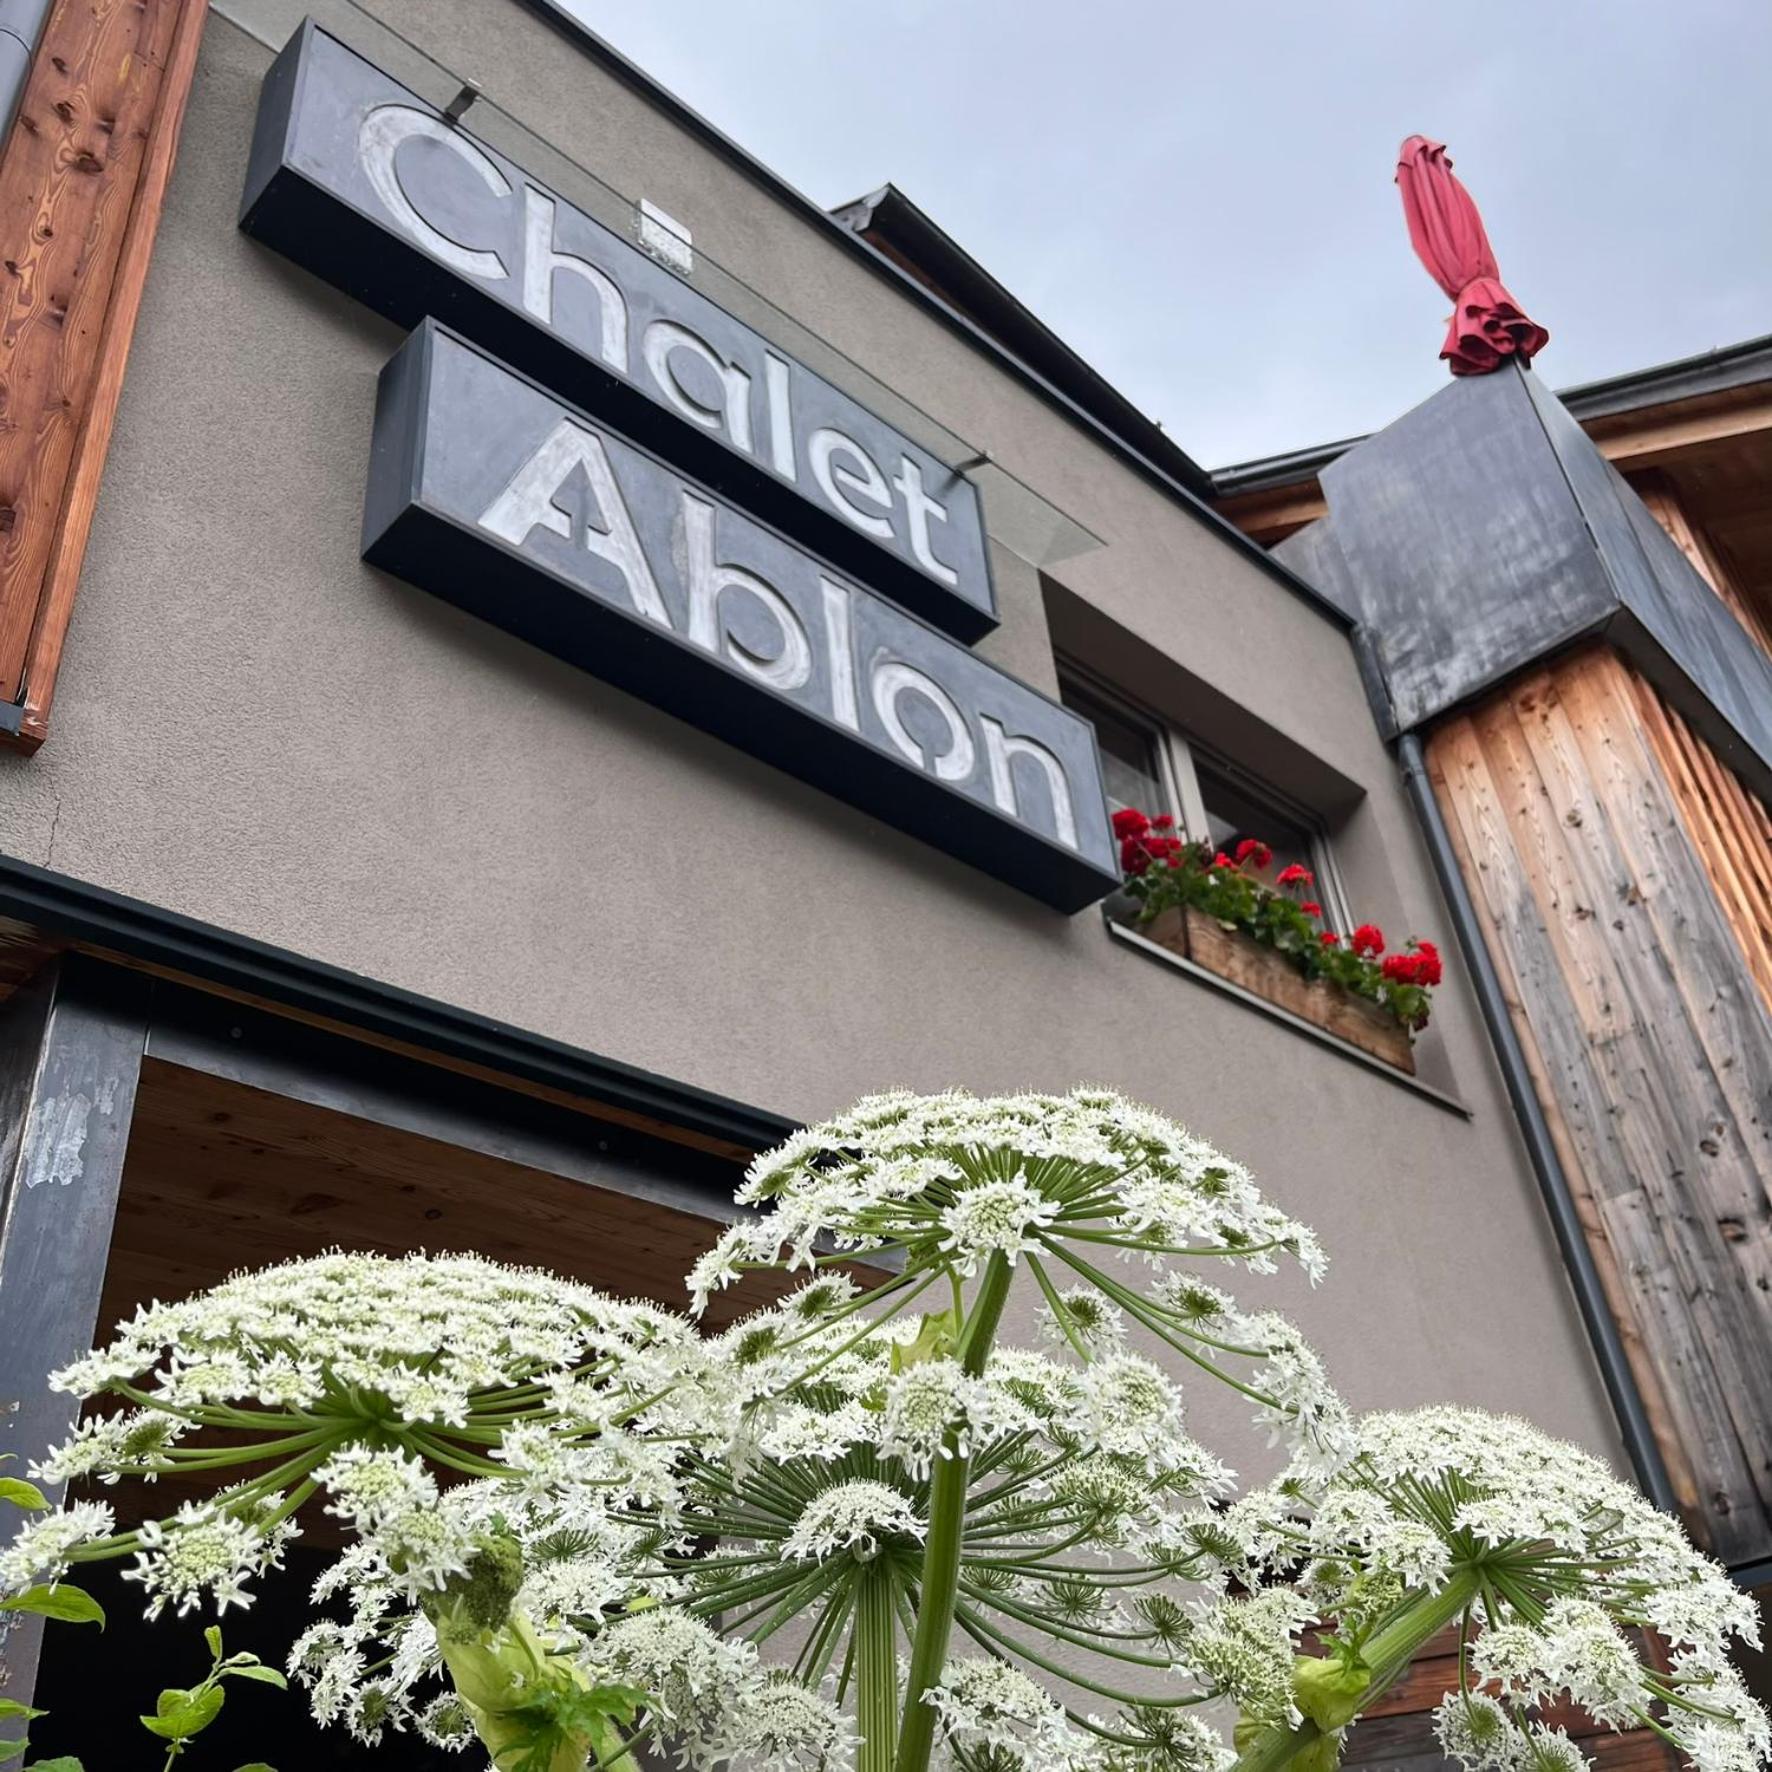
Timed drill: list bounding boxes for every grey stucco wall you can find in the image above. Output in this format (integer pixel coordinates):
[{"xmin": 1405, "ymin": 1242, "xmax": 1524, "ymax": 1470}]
[{"xmin": 0, "ymin": 6, "xmax": 1618, "ymax": 1463}]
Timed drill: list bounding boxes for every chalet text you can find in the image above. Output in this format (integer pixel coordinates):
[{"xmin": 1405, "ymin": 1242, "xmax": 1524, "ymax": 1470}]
[{"xmin": 243, "ymin": 23, "xmax": 996, "ymax": 639}]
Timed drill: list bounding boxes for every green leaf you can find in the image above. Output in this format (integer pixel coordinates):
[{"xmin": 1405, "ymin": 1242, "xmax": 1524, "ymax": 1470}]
[
  {"xmin": 204, "ymin": 1624, "xmax": 223, "ymax": 1660},
  {"xmin": 1, "ymin": 1739, "xmax": 29, "ymax": 1762},
  {"xmin": 0, "ymin": 1478, "xmax": 48, "ymax": 1513},
  {"xmin": 233, "ymin": 1764, "xmax": 278, "ymax": 1770},
  {"xmin": 24, "ymin": 1759, "xmax": 86, "ymax": 1771},
  {"xmin": 0, "ymin": 1585, "xmax": 104, "ymax": 1628},
  {"xmin": 222, "ymin": 1665, "xmax": 286, "ymax": 1689},
  {"xmin": 0, "ymin": 1704, "xmax": 46, "ymax": 1722},
  {"xmin": 139, "ymin": 1684, "xmax": 225, "ymax": 1742}
]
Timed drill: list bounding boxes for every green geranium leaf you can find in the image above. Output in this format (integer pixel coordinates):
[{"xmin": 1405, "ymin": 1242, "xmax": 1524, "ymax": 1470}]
[
  {"xmin": 140, "ymin": 1684, "xmax": 225, "ymax": 1742},
  {"xmin": 223, "ymin": 1665, "xmax": 286, "ymax": 1689},
  {"xmin": 0, "ymin": 1703, "xmax": 46, "ymax": 1721},
  {"xmin": 1, "ymin": 1738, "xmax": 29, "ymax": 1761},
  {"xmin": 0, "ymin": 1478, "xmax": 48, "ymax": 1512},
  {"xmin": 0, "ymin": 1585, "xmax": 104, "ymax": 1628},
  {"xmin": 25, "ymin": 1759, "xmax": 86, "ymax": 1770}
]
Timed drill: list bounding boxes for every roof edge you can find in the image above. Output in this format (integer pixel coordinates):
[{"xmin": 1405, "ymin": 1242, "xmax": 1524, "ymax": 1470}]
[
  {"xmin": 1213, "ymin": 332, "xmax": 1772, "ymax": 497},
  {"xmin": 507, "ymin": 1, "xmax": 1352, "ymax": 631}
]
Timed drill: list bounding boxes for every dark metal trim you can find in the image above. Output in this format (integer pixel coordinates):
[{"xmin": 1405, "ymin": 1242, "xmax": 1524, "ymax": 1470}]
[
  {"xmin": 0, "ymin": 850, "xmax": 797, "ymax": 1153},
  {"xmin": 504, "ymin": 0, "xmax": 1352, "ymax": 633},
  {"xmin": 831, "ymin": 183, "xmax": 1212, "ymax": 500},
  {"xmin": 1213, "ymin": 332, "xmax": 1772, "ymax": 499},
  {"xmin": 1394, "ymin": 733, "xmax": 1682, "ymax": 1518}
]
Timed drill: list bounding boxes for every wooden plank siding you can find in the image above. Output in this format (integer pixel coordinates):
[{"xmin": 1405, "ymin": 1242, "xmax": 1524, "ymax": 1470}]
[
  {"xmin": 1629, "ymin": 667, "xmax": 1772, "ymax": 1012},
  {"xmin": 1425, "ymin": 646, "xmax": 1772, "ymax": 1566},
  {"xmin": 1631, "ymin": 469, "xmax": 1772, "ymax": 662},
  {"xmin": 0, "ymin": 0, "xmax": 206, "ymax": 748}
]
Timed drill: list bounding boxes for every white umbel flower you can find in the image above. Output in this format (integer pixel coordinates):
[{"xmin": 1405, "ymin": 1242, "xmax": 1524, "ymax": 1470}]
[
  {"xmin": 923, "ymin": 1657, "xmax": 1087, "ymax": 1764},
  {"xmin": 782, "ymin": 1481, "xmax": 924, "ymax": 1564},
  {"xmin": 937, "ymin": 1173, "xmax": 1060, "ymax": 1274}
]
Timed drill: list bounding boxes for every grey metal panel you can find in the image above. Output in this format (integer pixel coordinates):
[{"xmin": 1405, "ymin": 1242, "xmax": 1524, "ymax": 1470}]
[
  {"xmin": 363, "ymin": 323, "xmax": 1119, "ymax": 910},
  {"xmin": 1280, "ymin": 364, "xmax": 1772, "ymax": 798},
  {"xmin": 0, "ymin": 959, "xmax": 147, "ymax": 1705},
  {"xmin": 1522, "ymin": 370, "xmax": 1772, "ymax": 781},
  {"xmin": 1303, "ymin": 367, "xmax": 1615, "ymax": 735},
  {"xmin": 241, "ymin": 20, "xmax": 998, "ymax": 639}
]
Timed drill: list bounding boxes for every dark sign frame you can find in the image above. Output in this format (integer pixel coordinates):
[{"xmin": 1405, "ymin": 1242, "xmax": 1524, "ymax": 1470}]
[
  {"xmin": 241, "ymin": 19, "xmax": 999, "ymax": 641},
  {"xmin": 364, "ymin": 322, "xmax": 1117, "ymax": 911}
]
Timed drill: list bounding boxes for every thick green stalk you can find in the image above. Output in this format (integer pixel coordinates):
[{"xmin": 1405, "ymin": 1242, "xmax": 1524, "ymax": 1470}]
[
  {"xmin": 857, "ymin": 1566, "xmax": 900, "ymax": 1772},
  {"xmin": 893, "ymin": 1253, "xmax": 1014, "ymax": 1772},
  {"xmin": 437, "ymin": 1607, "xmax": 629, "ymax": 1772},
  {"xmin": 1228, "ymin": 1570, "xmax": 1481, "ymax": 1772}
]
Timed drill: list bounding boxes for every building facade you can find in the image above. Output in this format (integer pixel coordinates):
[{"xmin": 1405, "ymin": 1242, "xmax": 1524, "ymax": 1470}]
[{"xmin": 0, "ymin": 0, "xmax": 1754, "ymax": 1760}]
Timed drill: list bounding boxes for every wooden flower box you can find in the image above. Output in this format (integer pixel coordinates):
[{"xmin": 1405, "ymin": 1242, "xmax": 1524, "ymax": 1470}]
[{"xmin": 1140, "ymin": 906, "xmax": 1416, "ymax": 1074}]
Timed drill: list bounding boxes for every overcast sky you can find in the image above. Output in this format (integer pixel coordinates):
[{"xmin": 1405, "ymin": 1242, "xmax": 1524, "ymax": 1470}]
[{"xmin": 564, "ymin": 1, "xmax": 1770, "ymax": 470}]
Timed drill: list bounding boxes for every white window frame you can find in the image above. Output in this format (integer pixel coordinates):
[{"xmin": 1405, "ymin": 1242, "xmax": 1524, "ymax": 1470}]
[{"xmin": 1057, "ymin": 660, "xmax": 1353, "ymax": 932}]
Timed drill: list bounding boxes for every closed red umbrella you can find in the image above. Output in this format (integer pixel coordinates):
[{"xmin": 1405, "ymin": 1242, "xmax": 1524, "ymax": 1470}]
[{"xmin": 1396, "ymin": 135, "xmax": 1548, "ymax": 376}]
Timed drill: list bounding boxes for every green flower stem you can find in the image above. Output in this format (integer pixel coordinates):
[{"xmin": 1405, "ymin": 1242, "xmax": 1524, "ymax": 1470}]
[
  {"xmin": 892, "ymin": 1252, "xmax": 1013, "ymax": 1772},
  {"xmin": 1229, "ymin": 1570, "xmax": 1481, "ymax": 1772},
  {"xmin": 436, "ymin": 1605, "xmax": 627, "ymax": 1772},
  {"xmin": 857, "ymin": 1564, "xmax": 900, "ymax": 1772}
]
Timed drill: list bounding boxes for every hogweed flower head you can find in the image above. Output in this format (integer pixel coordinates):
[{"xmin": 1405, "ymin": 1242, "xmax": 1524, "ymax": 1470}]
[
  {"xmin": 3, "ymin": 1250, "xmax": 708, "ymax": 1619},
  {"xmin": 689, "ymin": 1088, "xmax": 1348, "ymax": 1474},
  {"xmin": 1238, "ymin": 1406, "xmax": 1768, "ymax": 1772}
]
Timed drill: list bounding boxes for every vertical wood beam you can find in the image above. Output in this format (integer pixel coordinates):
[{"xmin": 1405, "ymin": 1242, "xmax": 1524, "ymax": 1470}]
[
  {"xmin": 0, "ymin": 0, "xmax": 207, "ymax": 749},
  {"xmin": 0, "ymin": 956, "xmax": 146, "ymax": 1702}
]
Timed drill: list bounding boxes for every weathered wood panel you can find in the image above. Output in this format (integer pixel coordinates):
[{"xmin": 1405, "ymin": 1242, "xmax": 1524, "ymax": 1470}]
[
  {"xmin": 1632, "ymin": 470, "xmax": 1772, "ymax": 660},
  {"xmin": 0, "ymin": 0, "xmax": 206, "ymax": 744},
  {"xmin": 0, "ymin": 957, "xmax": 147, "ymax": 1703},
  {"xmin": 1426, "ymin": 645, "xmax": 1772, "ymax": 1566},
  {"xmin": 1629, "ymin": 666, "xmax": 1772, "ymax": 1012}
]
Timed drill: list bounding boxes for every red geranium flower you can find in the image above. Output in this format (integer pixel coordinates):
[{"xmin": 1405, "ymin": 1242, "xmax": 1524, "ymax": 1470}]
[
  {"xmin": 1276, "ymin": 863, "xmax": 1314, "ymax": 888},
  {"xmin": 1234, "ymin": 838, "xmax": 1273, "ymax": 870},
  {"xmin": 1299, "ymin": 901, "xmax": 1322, "ymax": 918},
  {"xmin": 1111, "ymin": 808, "xmax": 1151, "ymax": 840},
  {"xmin": 1211, "ymin": 852, "xmax": 1235, "ymax": 871},
  {"xmin": 1151, "ymin": 813, "xmax": 1177, "ymax": 831},
  {"xmin": 1351, "ymin": 923, "xmax": 1385, "ymax": 957},
  {"xmin": 1119, "ymin": 838, "xmax": 1151, "ymax": 877},
  {"xmin": 1319, "ymin": 931, "xmax": 1340, "ymax": 946}
]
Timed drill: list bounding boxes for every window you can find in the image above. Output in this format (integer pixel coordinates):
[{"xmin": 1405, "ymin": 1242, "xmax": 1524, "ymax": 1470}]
[
  {"xmin": 1056, "ymin": 664, "xmax": 1347, "ymax": 927},
  {"xmin": 1057, "ymin": 675, "xmax": 1170, "ymax": 817},
  {"xmin": 1059, "ymin": 664, "xmax": 1434, "ymax": 1081}
]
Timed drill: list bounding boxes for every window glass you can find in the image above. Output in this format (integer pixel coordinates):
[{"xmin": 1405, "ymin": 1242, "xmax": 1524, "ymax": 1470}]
[
  {"xmin": 1194, "ymin": 761, "xmax": 1318, "ymax": 889},
  {"xmin": 1059, "ymin": 680, "xmax": 1166, "ymax": 816}
]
